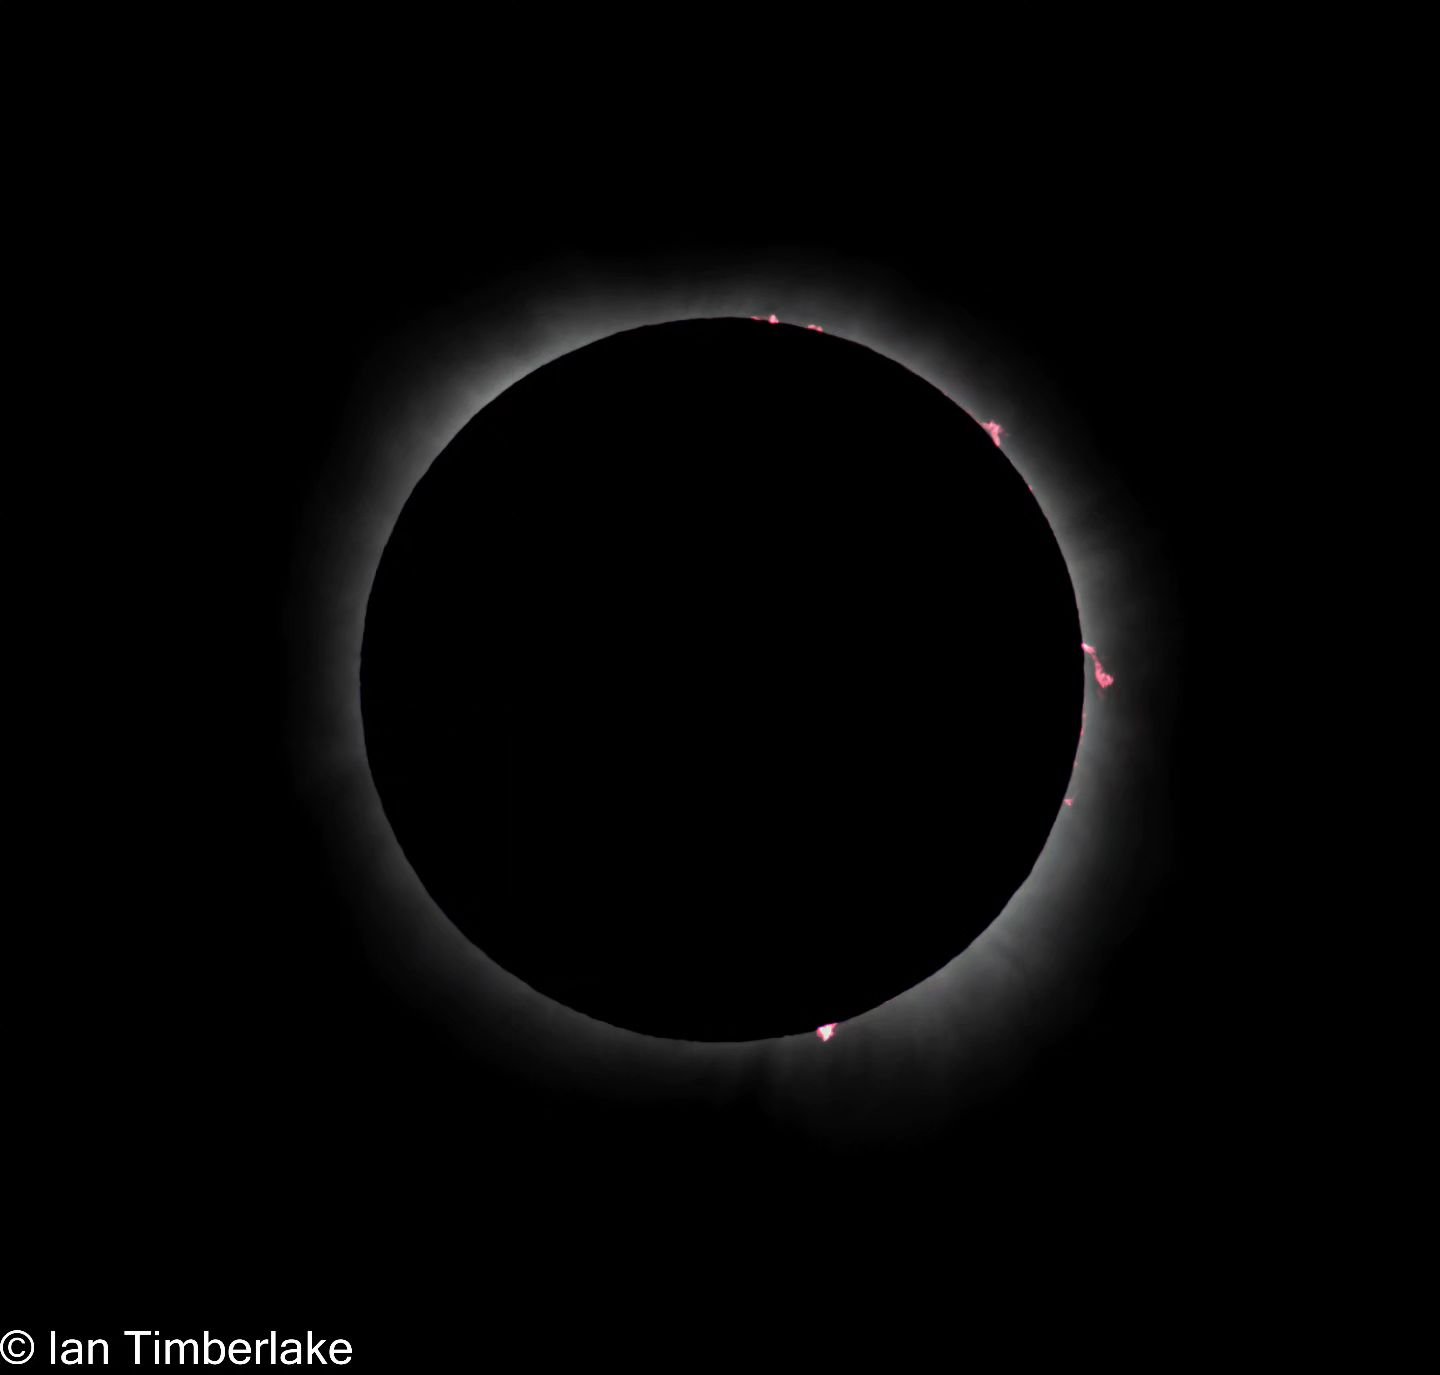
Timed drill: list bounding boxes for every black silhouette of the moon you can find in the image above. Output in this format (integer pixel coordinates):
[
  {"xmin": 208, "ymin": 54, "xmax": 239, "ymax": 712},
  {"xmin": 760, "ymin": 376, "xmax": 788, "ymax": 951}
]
[{"xmin": 360, "ymin": 319, "xmax": 1082, "ymax": 1040}]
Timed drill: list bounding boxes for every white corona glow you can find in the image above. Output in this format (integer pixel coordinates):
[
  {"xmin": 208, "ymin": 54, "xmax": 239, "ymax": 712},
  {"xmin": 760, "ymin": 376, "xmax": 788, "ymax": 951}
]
[{"xmin": 286, "ymin": 253, "xmax": 1171, "ymax": 1149}]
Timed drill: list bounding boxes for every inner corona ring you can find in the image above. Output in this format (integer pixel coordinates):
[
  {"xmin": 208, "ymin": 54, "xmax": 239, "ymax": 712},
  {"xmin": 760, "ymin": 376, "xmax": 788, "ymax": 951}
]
[{"xmin": 359, "ymin": 317, "xmax": 1084, "ymax": 1042}]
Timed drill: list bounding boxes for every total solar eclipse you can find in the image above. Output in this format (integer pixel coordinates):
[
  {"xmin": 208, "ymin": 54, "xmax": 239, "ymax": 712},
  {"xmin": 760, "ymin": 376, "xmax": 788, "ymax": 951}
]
[{"xmin": 360, "ymin": 317, "xmax": 1084, "ymax": 1041}]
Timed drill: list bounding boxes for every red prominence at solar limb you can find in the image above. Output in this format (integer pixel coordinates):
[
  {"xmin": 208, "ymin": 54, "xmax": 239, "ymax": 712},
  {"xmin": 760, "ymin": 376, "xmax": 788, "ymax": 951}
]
[
  {"xmin": 747, "ymin": 314, "xmax": 823, "ymax": 331},
  {"xmin": 816, "ymin": 1023, "xmax": 838, "ymax": 1042},
  {"xmin": 1081, "ymin": 643, "xmax": 1114, "ymax": 691},
  {"xmin": 739, "ymin": 312, "xmax": 1102, "ymax": 827},
  {"xmin": 1064, "ymin": 647, "xmax": 1115, "ymax": 812}
]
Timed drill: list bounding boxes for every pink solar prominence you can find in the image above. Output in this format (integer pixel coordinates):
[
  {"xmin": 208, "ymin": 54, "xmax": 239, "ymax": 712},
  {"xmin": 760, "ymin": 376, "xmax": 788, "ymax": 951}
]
[
  {"xmin": 816, "ymin": 1023, "xmax": 838, "ymax": 1042},
  {"xmin": 1081, "ymin": 643, "xmax": 1114, "ymax": 691},
  {"xmin": 747, "ymin": 314, "xmax": 823, "ymax": 330},
  {"xmin": 1065, "ymin": 647, "xmax": 1116, "ymax": 811}
]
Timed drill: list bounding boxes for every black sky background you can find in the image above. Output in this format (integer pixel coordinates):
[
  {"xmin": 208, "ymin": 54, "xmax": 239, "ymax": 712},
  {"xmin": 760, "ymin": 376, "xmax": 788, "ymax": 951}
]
[{"xmin": 9, "ymin": 155, "xmax": 1299, "ymax": 1347}]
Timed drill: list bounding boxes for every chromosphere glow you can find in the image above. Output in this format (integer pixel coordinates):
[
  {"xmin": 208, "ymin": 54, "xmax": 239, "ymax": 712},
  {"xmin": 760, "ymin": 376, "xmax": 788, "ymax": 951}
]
[{"xmin": 816, "ymin": 1023, "xmax": 838, "ymax": 1042}]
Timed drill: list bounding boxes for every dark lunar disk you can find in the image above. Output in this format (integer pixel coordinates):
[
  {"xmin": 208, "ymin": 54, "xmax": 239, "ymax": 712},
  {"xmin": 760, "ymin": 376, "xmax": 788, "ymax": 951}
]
[{"xmin": 361, "ymin": 319, "xmax": 1083, "ymax": 1040}]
